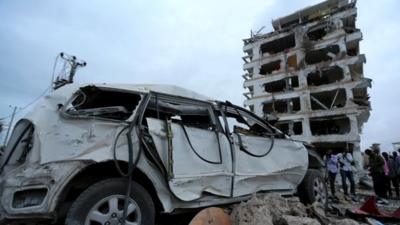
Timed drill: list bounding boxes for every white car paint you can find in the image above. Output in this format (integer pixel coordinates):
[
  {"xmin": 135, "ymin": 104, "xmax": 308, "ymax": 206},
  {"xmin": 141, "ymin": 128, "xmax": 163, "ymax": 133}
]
[{"xmin": 0, "ymin": 83, "xmax": 310, "ymax": 223}]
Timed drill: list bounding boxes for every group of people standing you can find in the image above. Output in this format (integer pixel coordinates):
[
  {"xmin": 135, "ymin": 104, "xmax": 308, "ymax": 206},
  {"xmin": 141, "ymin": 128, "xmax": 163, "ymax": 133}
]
[
  {"xmin": 325, "ymin": 145, "xmax": 400, "ymax": 204},
  {"xmin": 325, "ymin": 148, "xmax": 357, "ymax": 201},
  {"xmin": 364, "ymin": 146, "xmax": 400, "ymax": 203}
]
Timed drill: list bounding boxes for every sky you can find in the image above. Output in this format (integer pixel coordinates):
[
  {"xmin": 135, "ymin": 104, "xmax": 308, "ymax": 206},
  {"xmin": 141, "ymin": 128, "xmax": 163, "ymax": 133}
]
[{"xmin": 0, "ymin": 0, "xmax": 399, "ymax": 151}]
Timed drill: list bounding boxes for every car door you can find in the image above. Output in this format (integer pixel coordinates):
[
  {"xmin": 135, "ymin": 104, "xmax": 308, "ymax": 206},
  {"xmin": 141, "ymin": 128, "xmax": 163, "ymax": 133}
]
[
  {"xmin": 145, "ymin": 95, "xmax": 233, "ymax": 201},
  {"xmin": 217, "ymin": 104, "xmax": 308, "ymax": 197}
]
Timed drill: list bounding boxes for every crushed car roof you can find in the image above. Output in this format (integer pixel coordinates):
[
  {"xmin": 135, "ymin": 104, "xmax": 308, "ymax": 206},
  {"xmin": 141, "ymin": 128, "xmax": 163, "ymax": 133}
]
[{"xmin": 57, "ymin": 83, "xmax": 214, "ymax": 102}]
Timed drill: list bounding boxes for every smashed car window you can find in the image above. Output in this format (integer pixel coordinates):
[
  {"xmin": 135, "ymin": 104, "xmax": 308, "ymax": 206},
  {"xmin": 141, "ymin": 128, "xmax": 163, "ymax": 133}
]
[
  {"xmin": 218, "ymin": 106, "xmax": 271, "ymax": 136},
  {"xmin": 143, "ymin": 96, "xmax": 216, "ymax": 130},
  {"xmin": 65, "ymin": 86, "xmax": 142, "ymax": 120},
  {"xmin": 0, "ymin": 119, "xmax": 34, "ymax": 171},
  {"xmin": 143, "ymin": 95, "xmax": 224, "ymax": 166}
]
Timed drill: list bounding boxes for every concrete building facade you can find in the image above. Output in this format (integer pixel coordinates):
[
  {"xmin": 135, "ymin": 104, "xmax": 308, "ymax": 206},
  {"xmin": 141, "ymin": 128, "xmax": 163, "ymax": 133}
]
[{"xmin": 242, "ymin": 0, "xmax": 371, "ymax": 164}]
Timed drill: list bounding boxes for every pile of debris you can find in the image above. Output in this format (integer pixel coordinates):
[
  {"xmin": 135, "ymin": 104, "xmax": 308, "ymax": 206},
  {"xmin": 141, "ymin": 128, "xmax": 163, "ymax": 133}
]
[{"xmin": 229, "ymin": 193, "xmax": 359, "ymax": 225}]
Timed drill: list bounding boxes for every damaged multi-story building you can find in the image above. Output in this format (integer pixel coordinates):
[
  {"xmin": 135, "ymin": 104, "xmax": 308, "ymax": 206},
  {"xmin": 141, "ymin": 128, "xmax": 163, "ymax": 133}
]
[{"xmin": 242, "ymin": 0, "xmax": 371, "ymax": 166}]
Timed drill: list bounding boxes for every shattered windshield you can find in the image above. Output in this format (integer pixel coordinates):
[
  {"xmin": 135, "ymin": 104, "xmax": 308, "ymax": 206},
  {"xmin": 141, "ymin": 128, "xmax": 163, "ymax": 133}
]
[{"xmin": 65, "ymin": 86, "xmax": 142, "ymax": 120}]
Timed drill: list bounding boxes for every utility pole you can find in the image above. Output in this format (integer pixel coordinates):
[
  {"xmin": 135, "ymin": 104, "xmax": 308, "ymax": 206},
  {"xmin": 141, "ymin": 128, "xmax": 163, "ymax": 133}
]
[
  {"xmin": 3, "ymin": 106, "xmax": 17, "ymax": 146},
  {"xmin": 53, "ymin": 52, "xmax": 86, "ymax": 90}
]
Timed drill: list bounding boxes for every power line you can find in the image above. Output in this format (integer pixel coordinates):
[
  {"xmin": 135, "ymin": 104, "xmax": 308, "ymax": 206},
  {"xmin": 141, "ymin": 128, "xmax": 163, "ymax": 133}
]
[
  {"xmin": 19, "ymin": 86, "xmax": 52, "ymax": 112},
  {"xmin": 0, "ymin": 86, "xmax": 51, "ymax": 120},
  {"xmin": 0, "ymin": 53, "xmax": 60, "ymax": 121},
  {"xmin": 50, "ymin": 54, "xmax": 61, "ymax": 87},
  {"xmin": 0, "ymin": 52, "xmax": 86, "ymax": 120}
]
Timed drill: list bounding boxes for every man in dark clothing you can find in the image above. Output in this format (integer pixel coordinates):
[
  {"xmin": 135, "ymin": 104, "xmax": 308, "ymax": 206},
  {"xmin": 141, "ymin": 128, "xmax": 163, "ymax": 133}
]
[
  {"xmin": 325, "ymin": 149, "xmax": 339, "ymax": 199},
  {"xmin": 366, "ymin": 148, "xmax": 388, "ymax": 202},
  {"xmin": 383, "ymin": 152, "xmax": 399, "ymax": 199},
  {"xmin": 390, "ymin": 151, "xmax": 400, "ymax": 199},
  {"xmin": 396, "ymin": 151, "xmax": 400, "ymax": 178}
]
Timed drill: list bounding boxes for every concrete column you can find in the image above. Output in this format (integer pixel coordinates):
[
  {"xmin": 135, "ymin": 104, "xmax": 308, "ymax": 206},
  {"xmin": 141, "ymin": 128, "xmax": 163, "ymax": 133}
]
[
  {"xmin": 352, "ymin": 142, "xmax": 362, "ymax": 169},
  {"xmin": 351, "ymin": 141, "xmax": 363, "ymax": 182},
  {"xmin": 345, "ymin": 87, "xmax": 354, "ymax": 107},
  {"xmin": 297, "ymin": 69, "xmax": 308, "ymax": 87},
  {"xmin": 294, "ymin": 27, "xmax": 305, "ymax": 48},
  {"xmin": 342, "ymin": 64, "xmax": 352, "ymax": 81},
  {"xmin": 338, "ymin": 40, "xmax": 347, "ymax": 58},
  {"xmin": 253, "ymin": 83, "xmax": 264, "ymax": 96},
  {"xmin": 251, "ymin": 44, "xmax": 262, "ymax": 78},
  {"xmin": 302, "ymin": 118, "xmax": 312, "ymax": 137},
  {"xmin": 348, "ymin": 115, "xmax": 360, "ymax": 140},
  {"xmin": 254, "ymin": 102, "xmax": 264, "ymax": 118},
  {"xmin": 252, "ymin": 44, "xmax": 261, "ymax": 59},
  {"xmin": 294, "ymin": 27, "xmax": 306, "ymax": 69},
  {"xmin": 299, "ymin": 91, "xmax": 311, "ymax": 113},
  {"xmin": 288, "ymin": 121, "xmax": 294, "ymax": 135}
]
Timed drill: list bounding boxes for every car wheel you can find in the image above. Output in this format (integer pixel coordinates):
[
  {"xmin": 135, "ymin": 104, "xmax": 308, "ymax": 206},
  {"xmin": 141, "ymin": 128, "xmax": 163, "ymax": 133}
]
[
  {"xmin": 65, "ymin": 178, "xmax": 155, "ymax": 225},
  {"xmin": 297, "ymin": 169, "xmax": 327, "ymax": 207}
]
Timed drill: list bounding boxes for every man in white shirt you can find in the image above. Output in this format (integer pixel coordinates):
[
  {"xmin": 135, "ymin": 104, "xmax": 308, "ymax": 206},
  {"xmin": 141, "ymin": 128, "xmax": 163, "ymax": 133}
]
[{"xmin": 338, "ymin": 148, "xmax": 356, "ymax": 198}]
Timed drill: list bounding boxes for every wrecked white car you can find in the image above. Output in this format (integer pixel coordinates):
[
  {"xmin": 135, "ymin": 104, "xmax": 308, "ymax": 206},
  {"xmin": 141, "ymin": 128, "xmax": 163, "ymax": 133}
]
[{"xmin": 0, "ymin": 84, "xmax": 326, "ymax": 225}]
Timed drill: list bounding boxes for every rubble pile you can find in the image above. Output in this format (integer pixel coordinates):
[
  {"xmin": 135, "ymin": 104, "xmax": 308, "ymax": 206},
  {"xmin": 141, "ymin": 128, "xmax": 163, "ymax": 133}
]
[{"xmin": 229, "ymin": 193, "xmax": 360, "ymax": 225}]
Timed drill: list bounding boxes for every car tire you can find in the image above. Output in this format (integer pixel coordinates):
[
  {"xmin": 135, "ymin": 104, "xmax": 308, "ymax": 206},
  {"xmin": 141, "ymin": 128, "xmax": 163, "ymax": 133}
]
[
  {"xmin": 65, "ymin": 178, "xmax": 155, "ymax": 225},
  {"xmin": 297, "ymin": 169, "xmax": 327, "ymax": 207}
]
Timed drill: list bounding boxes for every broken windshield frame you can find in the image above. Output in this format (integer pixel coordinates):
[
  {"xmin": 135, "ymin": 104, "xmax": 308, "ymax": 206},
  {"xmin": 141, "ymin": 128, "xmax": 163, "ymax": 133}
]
[
  {"xmin": 143, "ymin": 92, "xmax": 219, "ymax": 130},
  {"xmin": 62, "ymin": 86, "xmax": 144, "ymax": 122},
  {"xmin": 216, "ymin": 102, "xmax": 283, "ymax": 136}
]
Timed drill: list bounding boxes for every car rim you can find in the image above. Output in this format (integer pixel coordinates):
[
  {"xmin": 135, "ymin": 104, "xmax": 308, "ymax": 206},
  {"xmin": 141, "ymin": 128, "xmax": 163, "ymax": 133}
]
[
  {"xmin": 313, "ymin": 177, "xmax": 327, "ymax": 205},
  {"xmin": 85, "ymin": 194, "xmax": 141, "ymax": 225}
]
